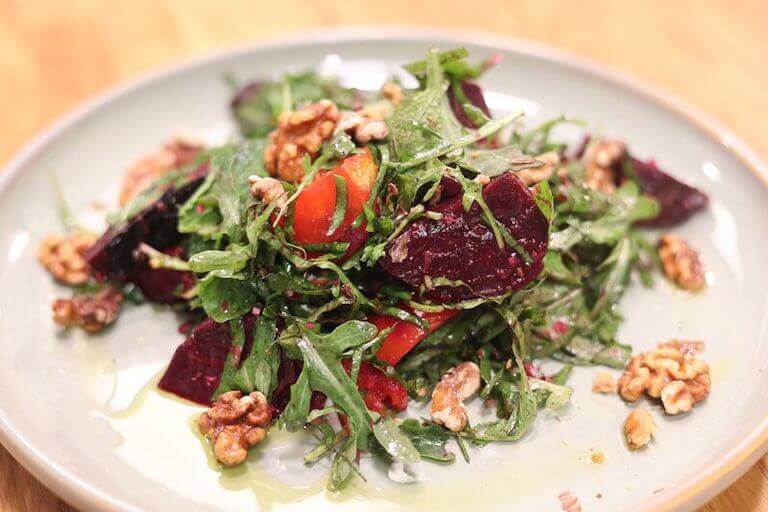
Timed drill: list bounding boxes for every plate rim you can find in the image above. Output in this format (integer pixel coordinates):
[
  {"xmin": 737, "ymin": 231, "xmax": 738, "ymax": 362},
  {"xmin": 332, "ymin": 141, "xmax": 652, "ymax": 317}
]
[{"xmin": 0, "ymin": 26, "xmax": 766, "ymax": 512}]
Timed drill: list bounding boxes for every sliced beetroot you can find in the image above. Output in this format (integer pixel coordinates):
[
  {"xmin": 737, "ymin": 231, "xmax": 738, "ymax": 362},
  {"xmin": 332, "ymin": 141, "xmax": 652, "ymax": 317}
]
[
  {"xmin": 630, "ymin": 157, "xmax": 708, "ymax": 228},
  {"xmin": 159, "ymin": 315, "xmax": 264, "ymax": 405},
  {"xmin": 132, "ymin": 246, "xmax": 196, "ymax": 303},
  {"xmin": 380, "ymin": 172, "xmax": 548, "ymax": 302},
  {"xmin": 448, "ymin": 80, "xmax": 491, "ymax": 129},
  {"xmin": 85, "ymin": 164, "xmax": 208, "ymax": 281},
  {"xmin": 158, "ymin": 318, "xmax": 233, "ymax": 405}
]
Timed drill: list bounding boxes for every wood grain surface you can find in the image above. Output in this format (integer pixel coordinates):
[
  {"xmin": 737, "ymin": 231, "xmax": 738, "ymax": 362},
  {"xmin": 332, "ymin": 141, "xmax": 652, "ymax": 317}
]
[{"xmin": 0, "ymin": 1, "xmax": 766, "ymax": 510}]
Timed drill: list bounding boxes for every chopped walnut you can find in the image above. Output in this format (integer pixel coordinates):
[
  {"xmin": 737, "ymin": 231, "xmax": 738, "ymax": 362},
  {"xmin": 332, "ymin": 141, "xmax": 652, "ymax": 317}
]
[
  {"xmin": 618, "ymin": 342, "xmax": 710, "ymax": 415},
  {"xmin": 38, "ymin": 231, "xmax": 97, "ymax": 285},
  {"xmin": 430, "ymin": 361, "xmax": 481, "ymax": 432},
  {"xmin": 624, "ymin": 408, "xmax": 656, "ymax": 450},
  {"xmin": 583, "ymin": 139, "xmax": 626, "ymax": 194},
  {"xmin": 337, "ymin": 111, "xmax": 389, "ymax": 145},
  {"xmin": 381, "ymin": 81, "xmax": 404, "ymax": 106},
  {"xmin": 517, "ymin": 151, "xmax": 558, "ymax": 186},
  {"xmin": 592, "ymin": 371, "xmax": 617, "ymax": 394},
  {"xmin": 590, "ymin": 450, "xmax": 605, "ymax": 464},
  {"xmin": 198, "ymin": 390, "xmax": 274, "ymax": 467},
  {"xmin": 264, "ymin": 100, "xmax": 339, "ymax": 183},
  {"xmin": 248, "ymin": 175, "xmax": 287, "ymax": 210},
  {"xmin": 658, "ymin": 234, "xmax": 706, "ymax": 291},
  {"xmin": 119, "ymin": 135, "xmax": 205, "ymax": 206},
  {"xmin": 52, "ymin": 285, "xmax": 123, "ymax": 333},
  {"xmin": 660, "ymin": 380, "xmax": 694, "ymax": 415}
]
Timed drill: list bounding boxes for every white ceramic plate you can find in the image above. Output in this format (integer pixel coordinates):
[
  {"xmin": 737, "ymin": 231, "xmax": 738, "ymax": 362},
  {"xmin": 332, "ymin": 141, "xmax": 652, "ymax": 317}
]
[{"xmin": 1, "ymin": 28, "xmax": 767, "ymax": 512}]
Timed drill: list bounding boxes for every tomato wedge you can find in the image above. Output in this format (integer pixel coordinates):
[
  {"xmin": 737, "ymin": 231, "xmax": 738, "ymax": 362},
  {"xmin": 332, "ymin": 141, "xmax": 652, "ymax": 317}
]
[
  {"xmin": 371, "ymin": 308, "xmax": 460, "ymax": 366},
  {"xmin": 292, "ymin": 148, "xmax": 377, "ymax": 258}
]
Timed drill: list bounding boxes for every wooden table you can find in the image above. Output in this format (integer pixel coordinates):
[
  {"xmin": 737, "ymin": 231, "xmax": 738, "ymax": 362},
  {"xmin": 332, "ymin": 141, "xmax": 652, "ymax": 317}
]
[{"xmin": 0, "ymin": 1, "xmax": 766, "ymax": 510}]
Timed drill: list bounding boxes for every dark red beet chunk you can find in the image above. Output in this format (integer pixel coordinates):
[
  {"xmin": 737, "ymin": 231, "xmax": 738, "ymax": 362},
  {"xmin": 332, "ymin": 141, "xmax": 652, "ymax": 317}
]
[
  {"xmin": 631, "ymin": 157, "xmax": 708, "ymax": 228},
  {"xmin": 342, "ymin": 360, "xmax": 408, "ymax": 414},
  {"xmin": 132, "ymin": 246, "xmax": 196, "ymax": 303},
  {"xmin": 158, "ymin": 318, "xmax": 233, "ymax": 405},
  {"xmin": 85, "ymin": 164, "xmax": 208, "ymax": 281},
  {"xmin": 380, "ymin": 172, "xmax": 549, "ymax": 303},
  {"xmin": 448, "ymin": 81, "xmax": 492, "ymax": 129}
]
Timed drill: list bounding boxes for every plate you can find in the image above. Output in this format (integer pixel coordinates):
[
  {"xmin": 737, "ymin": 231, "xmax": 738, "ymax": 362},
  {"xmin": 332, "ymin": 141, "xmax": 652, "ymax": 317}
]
[{"xmin": 1, "ymin": 28, "xmax": 767, "ymax": 512}]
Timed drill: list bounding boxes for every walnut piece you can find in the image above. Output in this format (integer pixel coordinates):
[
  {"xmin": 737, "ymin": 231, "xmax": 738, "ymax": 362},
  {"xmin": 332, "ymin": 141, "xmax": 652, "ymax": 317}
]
[
  {"xmin": 617, "ymin": 341, "xmax": 710, "ymax": 415},
  {"xmin": 249, "ymin": 175, "xmax": 287, "ymax": 210},
  {"xmin": 590, "ymin": 450, "xmax": 605, "ymax": 464},
  {"xmin": 381, "ymin": 81, "xmax": 404, "ymax": 106},
  {"xmin": 591, "ymin": 371, "xmax": 617, "ymax": 394},
  {"xmin": 38, "ymin": 231, "xmax": 97, "ymax": 285},
  {"xmin": 430, "ymin": 361, "xmax": 481, "ymax": 432},
  {"xmin": 198, "ymin": 390, "xmax": 274, "ymax": 467},
  {"xmin": 624, "ymin": 408, "xmax": 656, "ymax": 450},
  {"xmin": 52, "ymin": 285, "xmax": 123, "ymax": 333},
  {"xmin": 583, "ymin": 139, "xmax": 626, "ymax": 194},
  {"xmin": 264, "ymin": 100, "xmax": 339, "ymax": 183},
  {"xmin": 658, "ymin": 234, "xmax": 706, "ymax": 291},
  {"xmin": 119, "ymin": 135, "xmax": 204, "ymax": 206},
  {"xmin": 515, "ymin": 151, "xmax": 559, "ymax": 186},
  {"xmin": 337, "ymin": 111, "xmax": 389, "ymax": 145}
]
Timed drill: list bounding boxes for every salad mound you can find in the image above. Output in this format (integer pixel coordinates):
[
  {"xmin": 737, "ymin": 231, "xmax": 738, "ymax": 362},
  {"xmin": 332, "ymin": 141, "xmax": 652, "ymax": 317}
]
[{"xmin": 40, "ymin": 47, "xmax": 710, "ymax": 491}]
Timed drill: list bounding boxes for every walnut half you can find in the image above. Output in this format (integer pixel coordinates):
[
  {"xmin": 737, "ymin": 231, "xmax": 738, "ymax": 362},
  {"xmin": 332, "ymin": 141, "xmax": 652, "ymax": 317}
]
[
  {"xmin": 38, "ymin": 231, "xmax": 97, "ymax": 285},
  {"xmin": 658, "ymin": 234, "xmax": 706, "ymax": 291},
  {"xmin": 617, "ymin": 341, "xmax": 710, "ymax": 415},
  {"xmin": 264, "ymin": 100, "xmax": 339, "ymax": 183},
  {"xmin": 199, "ymin": 391, "xmax": 274, "ymax": 467},
  {"xmin": 52, "ymin": 285, "xmax": 123, "ymax": 333},
  {"xmin": 430, "ymin": 362, "xmax": 481, "ymax": 432}
]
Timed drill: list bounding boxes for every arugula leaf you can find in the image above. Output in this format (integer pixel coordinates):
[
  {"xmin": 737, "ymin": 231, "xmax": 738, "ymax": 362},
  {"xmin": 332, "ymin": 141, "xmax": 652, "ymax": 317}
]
[
  {"xmin": 282, "ymin": 365, "xmax": 311, "ymax": 432},
  {"xmin": 326, "ymin": 174, "xmax": 348, "ymax": 236},
  {"xmin": 233, "ymin": 72, "xmax": 358, "ymax": 138},
  {"xmin": 178, "ymin": 140, "xmax": 267, "ymax": 242},
  {"xmin": 459, "ymin": 145, "xmax": 543, "ymax": 177},
  {"xmin": 372, "ymin": 416, "xmax": 421, "ymax": 464},
  {"xmin": 403, "ymin": 47, "xmax": 470, "ymax": 78},
  {"xmin": 197, "ymin": 270, "xmax": 259, "ymax": 322},
  {"xmin": 296, "ymin": 333, "xmax": 373, "ymax": 447},
  {"xmin": 533, "ymin": 180, "xmax": 554, "ymax": 223},
  {"xmin": 389, "ymin": 49, "xmax": 460, "ymax": 163},
  {"xmin": 399, "ymin": 419, "xmax": 455, "ymax": 463},
  {"xmin": 530, "ymin": 378, "xmax": 572, "ymax": 409},
  {"xmin": 328, "ymin": 435, "xmax": 360, "ymax": 492},
  {"xmin": 214, "ymin": 317, "xmax": 280, "ymax": 399},
  {"xmin": 188, "ymin": 245, "xmax": 251, "ymax": 273}
]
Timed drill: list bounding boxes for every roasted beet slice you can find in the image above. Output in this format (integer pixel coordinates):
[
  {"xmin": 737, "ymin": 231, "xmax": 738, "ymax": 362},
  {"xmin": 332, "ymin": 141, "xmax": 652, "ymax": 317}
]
[
  {"xmin": 85, "ymin": 164, "xmax": 208, "ymax": 281},
  {"xmin": 630, "ymin": 158, "xmax": 708, "ymax": 228},
  {"xmin": 132, "ymin": 247, "xmax": 196, "ymax": 303},
  {"xmin": 380, "ymin": 172, "xmax": 548, "ymax": 302},
  {"xmin": 158, "ymin": 318, "xmax": 233, "ymax": 405},
  {"xmin": 159, "ymin": 315, "xmax": 264, "ymax": 405},
  {"xmin": 448, "ymin": 81, "xmax": 491, "ymax": 129}
]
